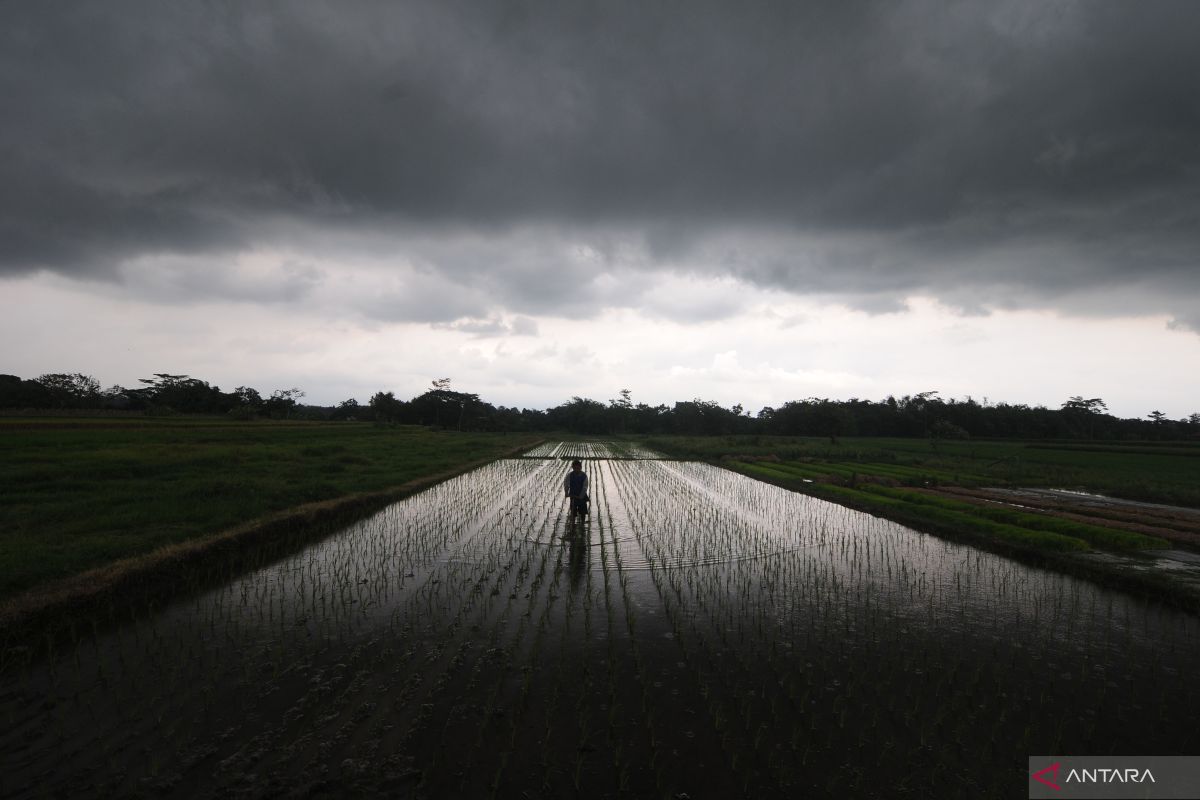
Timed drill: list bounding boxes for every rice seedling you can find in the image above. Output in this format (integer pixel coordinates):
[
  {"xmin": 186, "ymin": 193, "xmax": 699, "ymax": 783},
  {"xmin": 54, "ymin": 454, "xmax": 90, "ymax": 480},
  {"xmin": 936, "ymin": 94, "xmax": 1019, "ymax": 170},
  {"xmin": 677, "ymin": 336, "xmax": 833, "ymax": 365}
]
[{"xmin": 1, "ymin": 442, "xmax": 1198, "ymax": 798}]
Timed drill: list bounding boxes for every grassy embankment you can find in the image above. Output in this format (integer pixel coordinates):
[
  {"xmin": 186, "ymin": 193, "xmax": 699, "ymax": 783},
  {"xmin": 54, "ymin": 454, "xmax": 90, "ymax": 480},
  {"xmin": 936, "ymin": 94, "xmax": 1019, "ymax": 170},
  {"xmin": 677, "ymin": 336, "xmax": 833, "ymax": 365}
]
[
  {"xmin": 646, "ymin": 435, "xmax": 1200, "ymax": 554},
  {"xmin": 0, "ymin": 417, "xmax": 540, "ymax": 606}
]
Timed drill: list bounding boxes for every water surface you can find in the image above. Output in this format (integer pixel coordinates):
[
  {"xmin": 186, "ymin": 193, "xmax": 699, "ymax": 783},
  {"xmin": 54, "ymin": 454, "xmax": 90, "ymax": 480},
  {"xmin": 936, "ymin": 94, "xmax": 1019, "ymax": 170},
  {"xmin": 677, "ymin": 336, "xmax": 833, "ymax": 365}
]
[{"xmin": 2, "ymin": 447, "xmax": 1197, "ymax": 797}]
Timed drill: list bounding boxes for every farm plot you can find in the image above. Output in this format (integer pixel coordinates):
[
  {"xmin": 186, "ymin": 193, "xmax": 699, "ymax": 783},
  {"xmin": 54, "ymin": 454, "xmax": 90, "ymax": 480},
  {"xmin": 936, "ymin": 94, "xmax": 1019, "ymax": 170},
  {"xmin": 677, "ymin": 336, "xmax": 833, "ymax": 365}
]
[
  {"xmin": 2, "ymin": 444, "xmax": 1199, "ymax": 798},
  {"xmin": 521, "ymin": 441, "xmax": 664, "ymax": 459}
]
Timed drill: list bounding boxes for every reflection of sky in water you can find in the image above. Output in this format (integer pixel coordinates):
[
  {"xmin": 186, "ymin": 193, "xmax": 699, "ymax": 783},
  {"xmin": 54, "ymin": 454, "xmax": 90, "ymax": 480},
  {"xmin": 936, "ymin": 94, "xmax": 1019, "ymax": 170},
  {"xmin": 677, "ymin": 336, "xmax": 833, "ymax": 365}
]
[
  {"xmin": 1, "ymin": 453, "xmax": 1198, "ymax": 797},
  {"xmin": 605, "ymin": 462, "xmax": 1199, "ymax": 650}
]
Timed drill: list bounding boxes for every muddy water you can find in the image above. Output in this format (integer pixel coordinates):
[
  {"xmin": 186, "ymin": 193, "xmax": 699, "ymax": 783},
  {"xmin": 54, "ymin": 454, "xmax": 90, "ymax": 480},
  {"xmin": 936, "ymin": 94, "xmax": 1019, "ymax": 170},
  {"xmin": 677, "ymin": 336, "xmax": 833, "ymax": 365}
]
[{"xmin": 2, "ymin": 448, "xmax": 1199, "ymax": 798}]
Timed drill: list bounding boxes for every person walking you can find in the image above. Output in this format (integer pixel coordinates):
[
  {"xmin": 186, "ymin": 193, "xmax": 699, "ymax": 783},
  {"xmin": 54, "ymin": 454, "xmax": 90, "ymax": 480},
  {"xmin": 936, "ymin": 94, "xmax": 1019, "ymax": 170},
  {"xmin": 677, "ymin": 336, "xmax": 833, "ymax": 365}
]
[{"xmin": 563, "ymin": 459, "xmax": 589, "ymax": 521}]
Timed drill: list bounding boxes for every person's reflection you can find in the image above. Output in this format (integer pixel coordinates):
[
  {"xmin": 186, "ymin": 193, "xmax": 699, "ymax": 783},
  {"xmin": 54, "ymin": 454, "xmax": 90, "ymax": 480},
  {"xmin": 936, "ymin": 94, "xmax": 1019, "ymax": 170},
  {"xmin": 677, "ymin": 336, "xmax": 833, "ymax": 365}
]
[{"xmin": 567, "ymin": 519, "xmax": 588, "ymax": 591}]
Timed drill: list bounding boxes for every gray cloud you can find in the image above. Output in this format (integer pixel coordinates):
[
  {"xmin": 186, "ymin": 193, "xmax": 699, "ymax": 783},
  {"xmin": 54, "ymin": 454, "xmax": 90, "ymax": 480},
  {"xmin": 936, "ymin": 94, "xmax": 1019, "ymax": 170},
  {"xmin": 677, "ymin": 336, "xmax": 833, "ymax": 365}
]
[
  {"xmin": 113, "ymin": 256, "xmax": 325, "ymax": 305},
  {"xmin": 353, "ymin": 272, "xmax": 488, "ymax": 324},
  {"xmin": 432, "ymin": 315, "xmax": 540, "ymax": 338},
  {"xmin": 2, "ymin": 1, "xmax": 1199, "ymax": 325},
  {"xmin": 510, "ymin": 316, "xmax": 539, "ymax": 336}
]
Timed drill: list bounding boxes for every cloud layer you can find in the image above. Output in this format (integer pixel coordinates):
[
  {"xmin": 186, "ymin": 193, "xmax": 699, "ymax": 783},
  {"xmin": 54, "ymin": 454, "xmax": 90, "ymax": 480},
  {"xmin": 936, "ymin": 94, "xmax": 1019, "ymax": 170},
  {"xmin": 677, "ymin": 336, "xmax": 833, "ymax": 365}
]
[{"xmin": 2, "ymin": 1, "xmax": 1199, "ymax": 328}]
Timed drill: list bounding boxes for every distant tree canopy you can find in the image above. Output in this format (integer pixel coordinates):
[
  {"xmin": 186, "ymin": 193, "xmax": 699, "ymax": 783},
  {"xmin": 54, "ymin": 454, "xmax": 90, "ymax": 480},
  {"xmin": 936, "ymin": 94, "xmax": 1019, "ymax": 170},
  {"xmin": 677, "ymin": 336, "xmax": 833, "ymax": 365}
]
[
  {"xmin": 35, "ymin": 373, "xmax": 101, "ymax": 408},
  {"xmin": 1, "ymin": 372, "xmax": 1198, "ymax": 441},
  {"xmin": 0, "ymin": 373, "xmax": 316, "ymax": 420}
]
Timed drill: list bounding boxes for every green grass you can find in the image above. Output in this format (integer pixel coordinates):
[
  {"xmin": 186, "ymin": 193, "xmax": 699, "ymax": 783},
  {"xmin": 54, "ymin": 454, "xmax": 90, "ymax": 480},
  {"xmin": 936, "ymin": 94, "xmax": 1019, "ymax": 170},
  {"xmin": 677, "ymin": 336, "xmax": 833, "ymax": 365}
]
[
  {"xmin": 855, "ymin": 485, "xmax": 1167, "ymax": 550},
  {"xmin": 0, "ymin": 418, "xmax": 539, "ymax": 600},
  {"xmin": 644, "ymin": 434, "xmax": 1200, "ymax": 508},
  {"xmin": 816, "ymin": 483, "xmax": 1092, "ymax": 553},
  {"xmin": 731, "ymin": 462, "xmax": 1090, "ymax": 553}
]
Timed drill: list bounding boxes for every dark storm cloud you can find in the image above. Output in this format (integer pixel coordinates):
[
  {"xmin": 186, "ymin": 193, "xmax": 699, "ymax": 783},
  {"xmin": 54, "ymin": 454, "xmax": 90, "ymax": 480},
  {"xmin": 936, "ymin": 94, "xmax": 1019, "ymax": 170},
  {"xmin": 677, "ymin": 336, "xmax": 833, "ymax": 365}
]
[{"xmin": 2, "ymin": 1, "xmax": 1198, "ymax": 323}]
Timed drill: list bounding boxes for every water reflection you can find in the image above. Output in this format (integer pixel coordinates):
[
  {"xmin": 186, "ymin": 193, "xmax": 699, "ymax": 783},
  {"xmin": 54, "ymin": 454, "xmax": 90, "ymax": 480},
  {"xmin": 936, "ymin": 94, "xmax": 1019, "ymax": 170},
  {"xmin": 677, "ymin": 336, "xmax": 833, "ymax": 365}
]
[
  {"xmin": 0, "ymin": 454, "xmax": 1197, "ymax": 799},
  {"xmin": 566, "ymin": 519, "xmax": 589, "ymax": 592}
]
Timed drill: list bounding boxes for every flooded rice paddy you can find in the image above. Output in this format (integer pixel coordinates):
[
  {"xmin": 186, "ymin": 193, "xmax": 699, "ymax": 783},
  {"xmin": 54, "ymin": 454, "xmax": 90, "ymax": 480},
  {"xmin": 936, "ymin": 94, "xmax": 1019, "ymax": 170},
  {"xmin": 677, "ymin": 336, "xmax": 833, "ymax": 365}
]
[{"xmin": 3, "ymin": 443, "xmax": 1199, "ymax": 798}]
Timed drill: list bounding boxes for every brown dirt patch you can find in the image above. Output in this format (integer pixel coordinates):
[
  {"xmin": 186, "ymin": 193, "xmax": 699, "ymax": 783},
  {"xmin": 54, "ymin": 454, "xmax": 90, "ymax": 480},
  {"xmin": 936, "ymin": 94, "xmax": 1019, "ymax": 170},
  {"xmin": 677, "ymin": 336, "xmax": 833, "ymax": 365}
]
[{"xmin": 918, "ymin": 487, "xmax": 1200, "ymax": 547}]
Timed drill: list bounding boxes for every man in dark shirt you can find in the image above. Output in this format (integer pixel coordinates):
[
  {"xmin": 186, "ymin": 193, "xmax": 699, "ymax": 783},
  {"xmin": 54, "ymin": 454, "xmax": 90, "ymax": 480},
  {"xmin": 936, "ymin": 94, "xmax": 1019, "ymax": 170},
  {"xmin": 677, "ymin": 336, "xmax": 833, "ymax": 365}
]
[{"xmin": 563, "ymin": 459, "xmax": 589, "ymax": 521}]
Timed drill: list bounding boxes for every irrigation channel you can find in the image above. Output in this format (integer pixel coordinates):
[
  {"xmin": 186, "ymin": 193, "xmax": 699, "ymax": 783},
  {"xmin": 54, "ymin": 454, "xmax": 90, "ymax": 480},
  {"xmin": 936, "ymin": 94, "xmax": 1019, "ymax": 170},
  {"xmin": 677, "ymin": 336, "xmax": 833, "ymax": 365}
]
[{"xmin": 3, "ymin": 442, "xmax": 1199, "ymax": 798}]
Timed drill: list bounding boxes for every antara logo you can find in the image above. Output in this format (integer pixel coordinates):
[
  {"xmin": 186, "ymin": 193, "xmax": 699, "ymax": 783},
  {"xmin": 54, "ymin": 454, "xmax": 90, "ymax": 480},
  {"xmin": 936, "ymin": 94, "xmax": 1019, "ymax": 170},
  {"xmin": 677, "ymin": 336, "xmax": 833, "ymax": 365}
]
[
  {"xmin": 1032, "ymin": 762, "xmax": 1061, "ymax": 791},
  {"xmin": 1066, "ymin": 767, "xmax": 1156, "ymax": 785},
  {"xmin": 1032, "ymin": 761, "xmax": 1157, "ymax": 791}
]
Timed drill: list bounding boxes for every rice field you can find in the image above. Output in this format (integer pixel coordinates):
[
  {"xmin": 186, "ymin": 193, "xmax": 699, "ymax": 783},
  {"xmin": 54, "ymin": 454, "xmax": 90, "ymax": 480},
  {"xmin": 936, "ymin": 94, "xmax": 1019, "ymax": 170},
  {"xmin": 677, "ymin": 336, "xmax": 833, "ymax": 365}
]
[
  {"xmin": 2, "ymin": 442, "xmax": 1198, "ymax": 798},
  {"xmin": 520, "ymin": 441, "xmax": 663, "ymax": 460}
]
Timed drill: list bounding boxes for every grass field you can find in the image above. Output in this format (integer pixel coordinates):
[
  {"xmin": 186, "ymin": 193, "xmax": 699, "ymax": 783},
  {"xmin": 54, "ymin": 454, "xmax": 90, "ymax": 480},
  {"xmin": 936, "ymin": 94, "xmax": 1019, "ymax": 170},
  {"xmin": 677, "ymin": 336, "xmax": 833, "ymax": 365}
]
[
  {"xmin": 0, "ymin": 417, "xmax": 539, "ymax": 602},
  {"xmin": 645, "ymin": 434, "xmax": 1200, "ymax": 508}
]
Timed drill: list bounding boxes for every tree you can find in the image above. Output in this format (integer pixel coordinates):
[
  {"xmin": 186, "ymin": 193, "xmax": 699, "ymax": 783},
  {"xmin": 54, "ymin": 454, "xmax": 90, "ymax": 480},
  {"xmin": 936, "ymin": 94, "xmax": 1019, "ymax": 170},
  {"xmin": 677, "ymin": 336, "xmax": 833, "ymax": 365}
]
[
  {"xmin": 100, "ymin": 384, "xmax": 131, "ymax": 410},
  {"xmin": 232, "ymin": 386, "xmax": 263, "ymax": 408},
  {"xmin": 1186, "ymin": 413, "xmax": 1200, "ymax": 439},
  {"xmin": 0, "ymin": 374, "xmax": 51, "ymax": 408},
  {"xmin": 609, "ymin": 388, "xmax": 634, "ymax": 433},
  {"xmin": 410, "ymin": 380, "xmax": 486, "ymax": 429},
  {"xmin": 546, "ymin": 397, "xmax": 609, "ymax": 434},
  {"xmin": 35, "ymin": 373, "xmax": 100, "ymax": 408},
  {"xmin": 1061, "ymin": 396, "xmax": 1109, "ymax": 438},
  {"xmin": 134, "ymin": 373, "xmax": 229, "ymax": 413},
  {"xmin": 1062, "ymin": 396, "xmax": 1108, "ymax": 414},
  {"xmin": 671, "ymin": 399, "xmax": 741, "ymax": 436},
  {"xmin": 225, "ymin": 386, "xmax": 263, "ymax": 419},
  {"xmin": 369, "ymin": 392, "xmax": 404, "ymax": 424},
  {"xmin": 264, "ymin": 387, "xmax": 305, "ymax": 419},
  {"xmin": 331, "ymin": 398, "xmax": 362, "ymax": 421},
  {"xmin": 429, "ymin": 378, "xmax": 453, "ymax": 428},
  {"xmin": 1145, "ymin": 409, "xmax": 1178, "ymax": 439}
]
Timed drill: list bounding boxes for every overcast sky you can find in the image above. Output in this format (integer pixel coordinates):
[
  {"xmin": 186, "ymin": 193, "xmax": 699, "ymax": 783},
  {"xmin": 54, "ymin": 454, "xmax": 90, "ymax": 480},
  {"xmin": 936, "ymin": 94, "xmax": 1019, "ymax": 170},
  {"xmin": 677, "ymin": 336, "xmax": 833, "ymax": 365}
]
[{"xmin": 3, "ymin": 1, "xmax": 1198, "ymax": 417}]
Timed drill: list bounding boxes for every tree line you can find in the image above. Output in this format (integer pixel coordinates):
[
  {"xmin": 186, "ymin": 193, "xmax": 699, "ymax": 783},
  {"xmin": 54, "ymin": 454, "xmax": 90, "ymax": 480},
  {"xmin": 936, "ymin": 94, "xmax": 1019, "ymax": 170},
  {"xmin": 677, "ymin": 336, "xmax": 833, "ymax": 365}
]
[
  {"xmin": 0, "ymin": 373, "xmax": 307, "ymax": 419},
  {"xmin": 2, "ymin": 372, "xmax": 1198, "ymax": 441}
]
